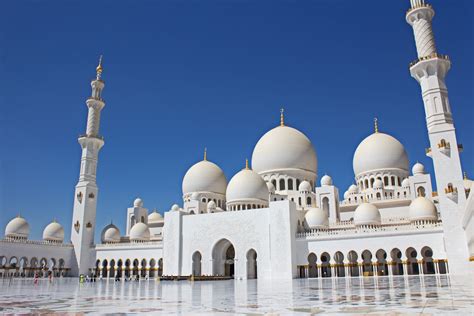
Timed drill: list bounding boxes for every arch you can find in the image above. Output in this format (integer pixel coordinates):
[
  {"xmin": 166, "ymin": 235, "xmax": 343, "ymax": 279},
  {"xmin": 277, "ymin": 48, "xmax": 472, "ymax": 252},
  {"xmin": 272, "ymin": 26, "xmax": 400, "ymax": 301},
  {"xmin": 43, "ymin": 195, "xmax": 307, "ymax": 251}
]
[
  {"xmin": 132, "ymin": 259, "xmax": 139, "ymax": 277},
  {"xmin": 158, "ymin": 258, "xmax": 163, "ymax": 276},
  {"xmin": 246, "ymin": 249, "xmax": 257, "ymax": 279},
  {"xmin": 375, "ymin": 249, "xmax": 388, "ymax": 276},
  {"xmin": 347, "ymin": 251, "xmax": 358, "ymax": 277},
  {"xmin": 296, "ymin": 179, "xmax": 301, "ymax": 190},
  {"xmin": 192, "ymin": 251, "xmax": 202, "ymax": 276},
  {"xmin": 288, "ymin": 179, "xmax": 294, "ymax": 190},
  {"xmin": 320, "ymin": 252, "xmax": 331, "ymax": 278},
  {"xmin": 406, "ymin": 247, "xmax": 419, "ymax": 275},
  {"xmin": 361, "ymin": 250, "xmax": 373, "ymax": 276},
  {"xmin": 109, "ymin": 259, "xmax": 115, "ymax": 278},
  {"xmin": 298, "ymin": 197, "xmax": 302, "ymax": 206},
  {"xmin": 322, "ymin": 197, "xmax": 329, "ymax": 213},
  {"xmin": 421, "ymin": 246, "xmax": 435, "ymax": 274},
  {"xmin": 140, "ymin": 259, "xmax": 147, "ymax": 277},
  {"xmin": 334, "ymin": 251, "xmax": 345, "ymax": 277},
  {"xmin": 279, "ymin": 179, "xmax": 286, "ymax": 191},
  {"xmin": 102, "ymin": 259, "xmax": 108, "ymax": 278},
  {"xmin": 271, "ymin": 179, "xmax": 277, "ymax": 189},
  {"xmin": 212, "ymin": 239, "xmax": 235, "ymax": 277},
  {"xmin": 306, "ymin": 197, "xmax": 312, "ymax": 206},
  {"xmin": 0, "ymin": 256, "xmax": 7, "ymax": 268},
  {"xmin": 391, "ymin": 176, "xmax": 396, "ymax": 186},
  {"xmin": 307, "ymin": 253, "xmax": 318, "ymax": 278},
  {"xmin": 125, "ymin": 259, "xmax": 131, "ymax": 278},
  {"xmin": 149, "ymin": 259, "xmax": 156, "ymax": 278},
  {"xmin": 384, "ymin": 176, "xmax": 389, "ymax": 186},
  {"xmin": 117, "ymin": 259, "xmax": 123, "ymax": 278},
  {"xmin": 417, "ymin": 186, "xmax": 426, "ymax": 197}
]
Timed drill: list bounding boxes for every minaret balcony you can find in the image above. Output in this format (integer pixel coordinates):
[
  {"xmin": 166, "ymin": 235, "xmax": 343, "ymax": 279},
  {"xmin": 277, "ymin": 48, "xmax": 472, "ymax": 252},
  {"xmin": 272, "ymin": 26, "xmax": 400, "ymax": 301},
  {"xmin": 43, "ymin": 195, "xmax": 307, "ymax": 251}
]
[
  {"xmin": 406, "ymin": 3, "xmax": 432, "ymax": 15},
  {"xmin": 409, "ymin": 53, "xmax": 449, "ymax": 68}
]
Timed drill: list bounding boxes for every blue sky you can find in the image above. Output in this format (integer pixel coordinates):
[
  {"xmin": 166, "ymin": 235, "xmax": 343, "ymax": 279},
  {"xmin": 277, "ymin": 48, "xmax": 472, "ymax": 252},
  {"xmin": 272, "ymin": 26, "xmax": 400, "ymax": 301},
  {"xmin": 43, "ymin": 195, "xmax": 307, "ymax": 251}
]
[{"xmin": 1, "ymin": 0, "xmax": 472, "ymax": 241}]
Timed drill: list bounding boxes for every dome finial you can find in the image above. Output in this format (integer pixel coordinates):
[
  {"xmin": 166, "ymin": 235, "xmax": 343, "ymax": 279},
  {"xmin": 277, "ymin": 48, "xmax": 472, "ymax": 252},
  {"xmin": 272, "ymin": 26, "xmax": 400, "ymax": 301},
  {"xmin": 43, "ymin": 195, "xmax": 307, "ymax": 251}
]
[
  {"xmin": 374, "ymin": 117, "xmax": 379, "ymax": 133},
  {"xmin": 464, "ymin": 171, "xmax": 468, "ymax": 180},
  {"xmin": 96, "ymin": 55, "xmax": 103, "ymax": 80},
  {"xmin": 245, "ymin": 158, "xmax": 249, "ymax": 170},
  {"xmin": 204, "ymin": 147, "xmax": 207, "ymax": 161},
  {"xmin": 280, "ymin": 108, "xmax": 285, "ymax": 126}
]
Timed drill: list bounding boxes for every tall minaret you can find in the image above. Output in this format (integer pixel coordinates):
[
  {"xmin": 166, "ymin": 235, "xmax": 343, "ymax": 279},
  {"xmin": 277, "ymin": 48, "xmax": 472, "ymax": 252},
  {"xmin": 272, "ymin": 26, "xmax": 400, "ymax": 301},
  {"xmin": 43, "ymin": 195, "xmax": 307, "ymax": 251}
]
[
  {"xmin": 70, "ymin": 57, "xmax": 106, "ymax": 276},
  {"xmin": 406, "ymin": 1, "xmax": 469, "ymax": 273}
]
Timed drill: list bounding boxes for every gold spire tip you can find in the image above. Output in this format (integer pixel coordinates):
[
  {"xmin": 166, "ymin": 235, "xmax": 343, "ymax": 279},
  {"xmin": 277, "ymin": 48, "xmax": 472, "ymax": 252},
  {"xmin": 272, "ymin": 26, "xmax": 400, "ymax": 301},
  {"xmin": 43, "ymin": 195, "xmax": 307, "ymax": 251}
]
[
  {"xmin": 204, "ymin": 147, "xmax": 207, "ymax": 161},
  {"xmin": 96, "ymin": 55, "xmax": 103, "ymax": 79},
  {"xmin": 374, "ymin": 117, "xmax": 379, "ymax": 133},
  {"xmin": 245, "ymin": 158, "xmax": 249, "ymax": 170},
  {"xmin": 464, "ymin": 171, "xmax": 468, "ymax": 180},
  {"xmin": 280, "ymin": 108, "xmax": 285, "ymax": 126}
]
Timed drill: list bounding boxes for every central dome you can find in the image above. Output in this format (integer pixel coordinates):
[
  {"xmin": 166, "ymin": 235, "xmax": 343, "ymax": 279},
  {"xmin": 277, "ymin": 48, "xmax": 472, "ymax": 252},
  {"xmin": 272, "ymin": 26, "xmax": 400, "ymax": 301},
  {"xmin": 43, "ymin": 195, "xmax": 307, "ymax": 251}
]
[
  {"xmin": 182, "ymin": 160, "xmax": 227, "ymax": 195},
  {"xmin": 252, "ymin": 126, "xmax": 317, "ymax": 174},
  {"xmin": 353, "ymin": 132, "xmax": 408, "ymax": 176}
]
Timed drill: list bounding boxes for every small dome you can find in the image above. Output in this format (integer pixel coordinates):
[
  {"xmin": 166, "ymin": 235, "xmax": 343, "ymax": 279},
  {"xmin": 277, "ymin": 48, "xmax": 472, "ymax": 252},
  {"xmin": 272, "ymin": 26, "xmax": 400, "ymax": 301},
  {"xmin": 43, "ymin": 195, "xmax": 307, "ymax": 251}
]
[
  {"xmin": 266, "ymin": 182, "xmax": 276, "ymax": 194},
  {"xmin": 207, "ymin": 200, "xmax": 216, "ymax": 212},
  {"xmin": 304, "ymin": 207, "xmax": 328, "ymax": 230},
  {"xmin": 343, "ymin": 191, "xmax": 349, "ymax": 199},
  {"xmin": 129, "ymin": 222, "xmax": 150, "ymax": 241},
  {"xmin": 412, "ymin": 162, "xmax": 425, "ymax": 175},
  {"xmin": 409, "ymin": 197, "xmax": 438, "ymax": 222},
  {"xmin": 353, "ymin": 132, "xmax": 409, "ymax": 176},
  {"xmin": 102, "ymin": 224, "xmax": 121, "ymax": 243},
  {"xmin": 182, "ymin": 160, "xmax": 227, "ymax": 195},
  {"xmin": 226, "ymin": 169, "xmax": 269, "ymax": 203},
  {"xmin": 402, "ymin": 178, "xmax": 410, "ymax": 188},
  {"xmin": 252, "ymin": 126, "xmax": 317, "ymax": 175},
  {"xmin": 148, "ymin": 211, "xmax": 163, "ymax": 223},
  {"xmin": 5, "ymin": 216, "xmax": 29, "ymax": 239},
  {"xmin": 348, "ymin": 184, "xmax": 358, "ymax": 194},
  {"xmin": 133, "ymin": 198, "xmax": 143, "ymax": 208},
  {"xmin": 42, "ymin": 221, "xmax": 64, "ymax": 242},
  {"xmin": 320, "ymin": 175, "xmax": 333, "ymax": 186},
  {"xmin": 171, "ymin": 204, "xmax": 180, "ymax": 211},
  {"xmin": 373, "ymin": 179, "xmax": 383, "ymax": 189},
  {"xmin": 299, "ymin": 180, "xmax": 312, "ymax": 192},
  {"xmin": 354, "ymin": 203, "xmax": 381, "ymax": 226}
]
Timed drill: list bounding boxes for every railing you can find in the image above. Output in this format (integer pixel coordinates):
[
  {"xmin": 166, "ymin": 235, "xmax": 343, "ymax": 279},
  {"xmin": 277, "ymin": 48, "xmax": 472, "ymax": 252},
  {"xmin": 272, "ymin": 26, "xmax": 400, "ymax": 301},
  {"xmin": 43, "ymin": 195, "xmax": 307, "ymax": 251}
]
[
  {"xmin": 96, "ymin": 240, "xmax": 163, "ymax": 248},
  {"xmin": 0, "ymin": 238, "xmax": 73, "ymax": 248},
  {"xmin": 79, "ymin": 134, "xmax": 104, "ymax": 141},
  {"xmin": 406, "ymin": 3, "xmax": 432, "ymax": 15},
  {"xmin": 409, "ymin": 53, "xmax": 449, "ymax": 68},
  {"xmin": 297, "ymin": 220, "xmax": 442, "ymax": 239}
]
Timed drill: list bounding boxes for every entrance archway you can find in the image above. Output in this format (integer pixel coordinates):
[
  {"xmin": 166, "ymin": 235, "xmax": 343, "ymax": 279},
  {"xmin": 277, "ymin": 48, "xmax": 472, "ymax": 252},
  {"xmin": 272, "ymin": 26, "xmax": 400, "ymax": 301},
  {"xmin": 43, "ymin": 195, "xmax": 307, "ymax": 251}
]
[
  {"xmin": 192, "ymin": 251, "xmax": 202, "ymax": 276},
  {"xmin": 212, "ymin": 239, "xmax": 235, "ymax": 277},
  {"xmin": 246, "ymin": 249, "xmax": 257, "ymax": 279}
]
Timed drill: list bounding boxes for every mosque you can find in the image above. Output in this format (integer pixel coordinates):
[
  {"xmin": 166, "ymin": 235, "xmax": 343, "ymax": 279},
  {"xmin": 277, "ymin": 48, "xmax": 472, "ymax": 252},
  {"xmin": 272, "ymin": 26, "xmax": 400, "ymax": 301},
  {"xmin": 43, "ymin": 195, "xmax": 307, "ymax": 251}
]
[{"xmin": 1, "ymin": 0, "xmax": 473, "ymax": 280}]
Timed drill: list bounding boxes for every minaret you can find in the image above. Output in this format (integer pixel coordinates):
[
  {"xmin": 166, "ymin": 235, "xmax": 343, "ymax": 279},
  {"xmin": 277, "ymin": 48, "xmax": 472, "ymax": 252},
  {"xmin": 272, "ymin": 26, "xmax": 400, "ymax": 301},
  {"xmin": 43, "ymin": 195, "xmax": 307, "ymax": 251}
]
[
  {"xmin": 406, "ymin": 1, "xmax": 469, "ymax": 273},
  {"xmin": 70, "ymin": 57, "xmax": 106, "ymax": 276}
]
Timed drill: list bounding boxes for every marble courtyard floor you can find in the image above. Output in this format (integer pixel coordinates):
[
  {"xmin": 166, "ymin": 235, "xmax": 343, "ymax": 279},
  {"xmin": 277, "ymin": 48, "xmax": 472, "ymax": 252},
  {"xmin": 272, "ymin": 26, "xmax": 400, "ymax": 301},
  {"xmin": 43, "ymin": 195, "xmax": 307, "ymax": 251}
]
[{"xmin": 0, "ymin": 275, "xmax": 473, "ymax": 315}]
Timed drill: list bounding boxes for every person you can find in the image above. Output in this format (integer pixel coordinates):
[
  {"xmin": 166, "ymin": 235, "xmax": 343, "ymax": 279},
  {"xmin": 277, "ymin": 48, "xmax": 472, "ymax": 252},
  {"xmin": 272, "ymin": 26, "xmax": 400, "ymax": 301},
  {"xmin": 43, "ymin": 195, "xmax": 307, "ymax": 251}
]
[{"xmin": 34, "ymin": 272, "xmax": 39, "ymax": 285}]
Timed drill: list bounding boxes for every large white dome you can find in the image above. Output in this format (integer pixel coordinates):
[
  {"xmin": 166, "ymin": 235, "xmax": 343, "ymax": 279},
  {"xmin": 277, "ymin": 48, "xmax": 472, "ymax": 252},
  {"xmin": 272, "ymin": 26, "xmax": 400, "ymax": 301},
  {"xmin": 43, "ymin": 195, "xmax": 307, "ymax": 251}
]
[
  {"xmin": 5, "ymin": 216, "xmax": 29, "ymax": 239},
  {"xmin": 182, "ymin": 160, "xmax": 227, "ymax": 195},
  {"xmin": 409, "ymin": 197, "xmax": 438, "ymax": 222},
  {"xmin": 129, "ymin": 222, "xmax": 150, "ymax": 241},
  {"xmin": 354, "ymin": 203, "xmax": 381, "ymax": 226},
  {"xmin": 252, "ymin": 126, "xmax": 317, "ymax": 174},
  {"xmin": 42, "ymin": 221, "xmax": 64, "ymax": 242},
  {"xmin": 304, "ymin": 207, "xmax": 328, "ymax": 230},
  {"xmin": 226, "ymin": 169, "xmax": 269, "ymax": 203},
  {"xmin": 353, "ymin": 132, "xmax": 408, "ymax": 176},
  {"xmin": 102, "ymin": 224, "xmax": 121, "ymax": 243}
]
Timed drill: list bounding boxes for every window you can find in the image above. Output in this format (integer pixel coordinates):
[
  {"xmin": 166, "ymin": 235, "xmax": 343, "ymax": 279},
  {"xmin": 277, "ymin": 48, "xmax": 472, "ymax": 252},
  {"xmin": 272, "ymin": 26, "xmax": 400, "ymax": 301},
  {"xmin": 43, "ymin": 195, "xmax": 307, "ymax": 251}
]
[
  {"xmin": 298, "ymin": 197, "xmax": 302, "ymax": 206},
  {"xmin": 141, "ymin": 216, "xmax": 145, "ymax": 223},
  {"xmin": 417, "ymin": 186, "xmax": 426, "ymax": 197},
  {"xmin": 306, "ymin": 197, "xmax": 312, "ymax": 205},
  {"xmin": 279, "ymin": 179, "xmax": 286, "ymax": 190},
  {"xmin": 296, "ymin": 179, "xmax": 301, "ymax": 190},
  {"xmin": 288, "ymin": 179, "xmax": 294, "ymax": 190},
  {"xmin": 322, "ymin": 197, "xmax": 329, "ymax": 213},
  {"xmin": 271, "ymin": 179, "xmax": 277, "ymax": 188}
]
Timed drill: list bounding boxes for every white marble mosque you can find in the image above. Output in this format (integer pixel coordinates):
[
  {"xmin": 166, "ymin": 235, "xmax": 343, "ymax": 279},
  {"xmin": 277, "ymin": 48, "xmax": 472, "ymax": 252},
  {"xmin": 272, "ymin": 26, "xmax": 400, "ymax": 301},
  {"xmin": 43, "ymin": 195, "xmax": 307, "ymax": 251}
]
[{"xmin": 1, "ymin": 0, "xmax": 473, "ymax": 282}]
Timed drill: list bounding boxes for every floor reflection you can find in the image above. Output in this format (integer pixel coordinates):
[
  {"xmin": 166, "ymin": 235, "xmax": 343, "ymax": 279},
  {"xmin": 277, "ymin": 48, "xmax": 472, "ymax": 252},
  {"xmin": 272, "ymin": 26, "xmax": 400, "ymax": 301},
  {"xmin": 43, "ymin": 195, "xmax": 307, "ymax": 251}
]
[{"xmin": 0, "ymin": 275, "xmax": 472, "ymax": 314}]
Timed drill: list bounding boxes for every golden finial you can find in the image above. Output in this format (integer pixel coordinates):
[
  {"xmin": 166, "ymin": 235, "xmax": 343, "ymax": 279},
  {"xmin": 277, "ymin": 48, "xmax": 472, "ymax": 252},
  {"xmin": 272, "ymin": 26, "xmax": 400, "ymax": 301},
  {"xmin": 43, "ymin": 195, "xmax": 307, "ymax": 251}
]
[
  {"xmin": 96, "ymin": 55, "xmax": 103, "ymax": 80},
  {"xmin": 280, "ymin": 108, "xmax": 285, "ymax": 126},
  {"xmin": 245, "ymin": 158, "xmax": 249, "ymax": 170},
  {"xmin": 464, "ymin": 171, "xmax": 468, "ymax": 180},
  {"xmin": 374, "ymin": 117, "xmax": 379, "ymax": 133},
  {"xmin": 204, "ymin": 147, "xmax": 207, "ymax": 161}
]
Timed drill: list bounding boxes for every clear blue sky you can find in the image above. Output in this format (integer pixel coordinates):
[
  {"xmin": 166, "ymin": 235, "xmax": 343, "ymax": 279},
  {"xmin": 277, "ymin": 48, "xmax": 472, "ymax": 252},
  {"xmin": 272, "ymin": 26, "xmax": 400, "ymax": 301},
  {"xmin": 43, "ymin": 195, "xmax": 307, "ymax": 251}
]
[{"xmin": 1, "ymin": 0, "xmax": 472, "ymax": 241}]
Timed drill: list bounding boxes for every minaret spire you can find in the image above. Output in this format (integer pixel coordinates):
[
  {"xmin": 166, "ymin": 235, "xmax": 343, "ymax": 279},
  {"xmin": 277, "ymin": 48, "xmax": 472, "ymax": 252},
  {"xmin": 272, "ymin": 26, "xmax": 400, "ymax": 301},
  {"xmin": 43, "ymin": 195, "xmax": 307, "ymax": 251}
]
[
  {"xmin": 374, "ymin": 118, "xmax": 379, "ymax": 133},
  {"xmin": 204, "ymin": 147, "xmax": 207, "ymax": 161},
  {"xmin": 71, "ymin": 57, "xmax": 107, "ymax": 276},
  {"xmin": 406, "ymin": 0, "xmax": 469, "ymax": 274},
  {"xmin": 280, "ymin": 108, "xmax": 285, "ymax": 126}
]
